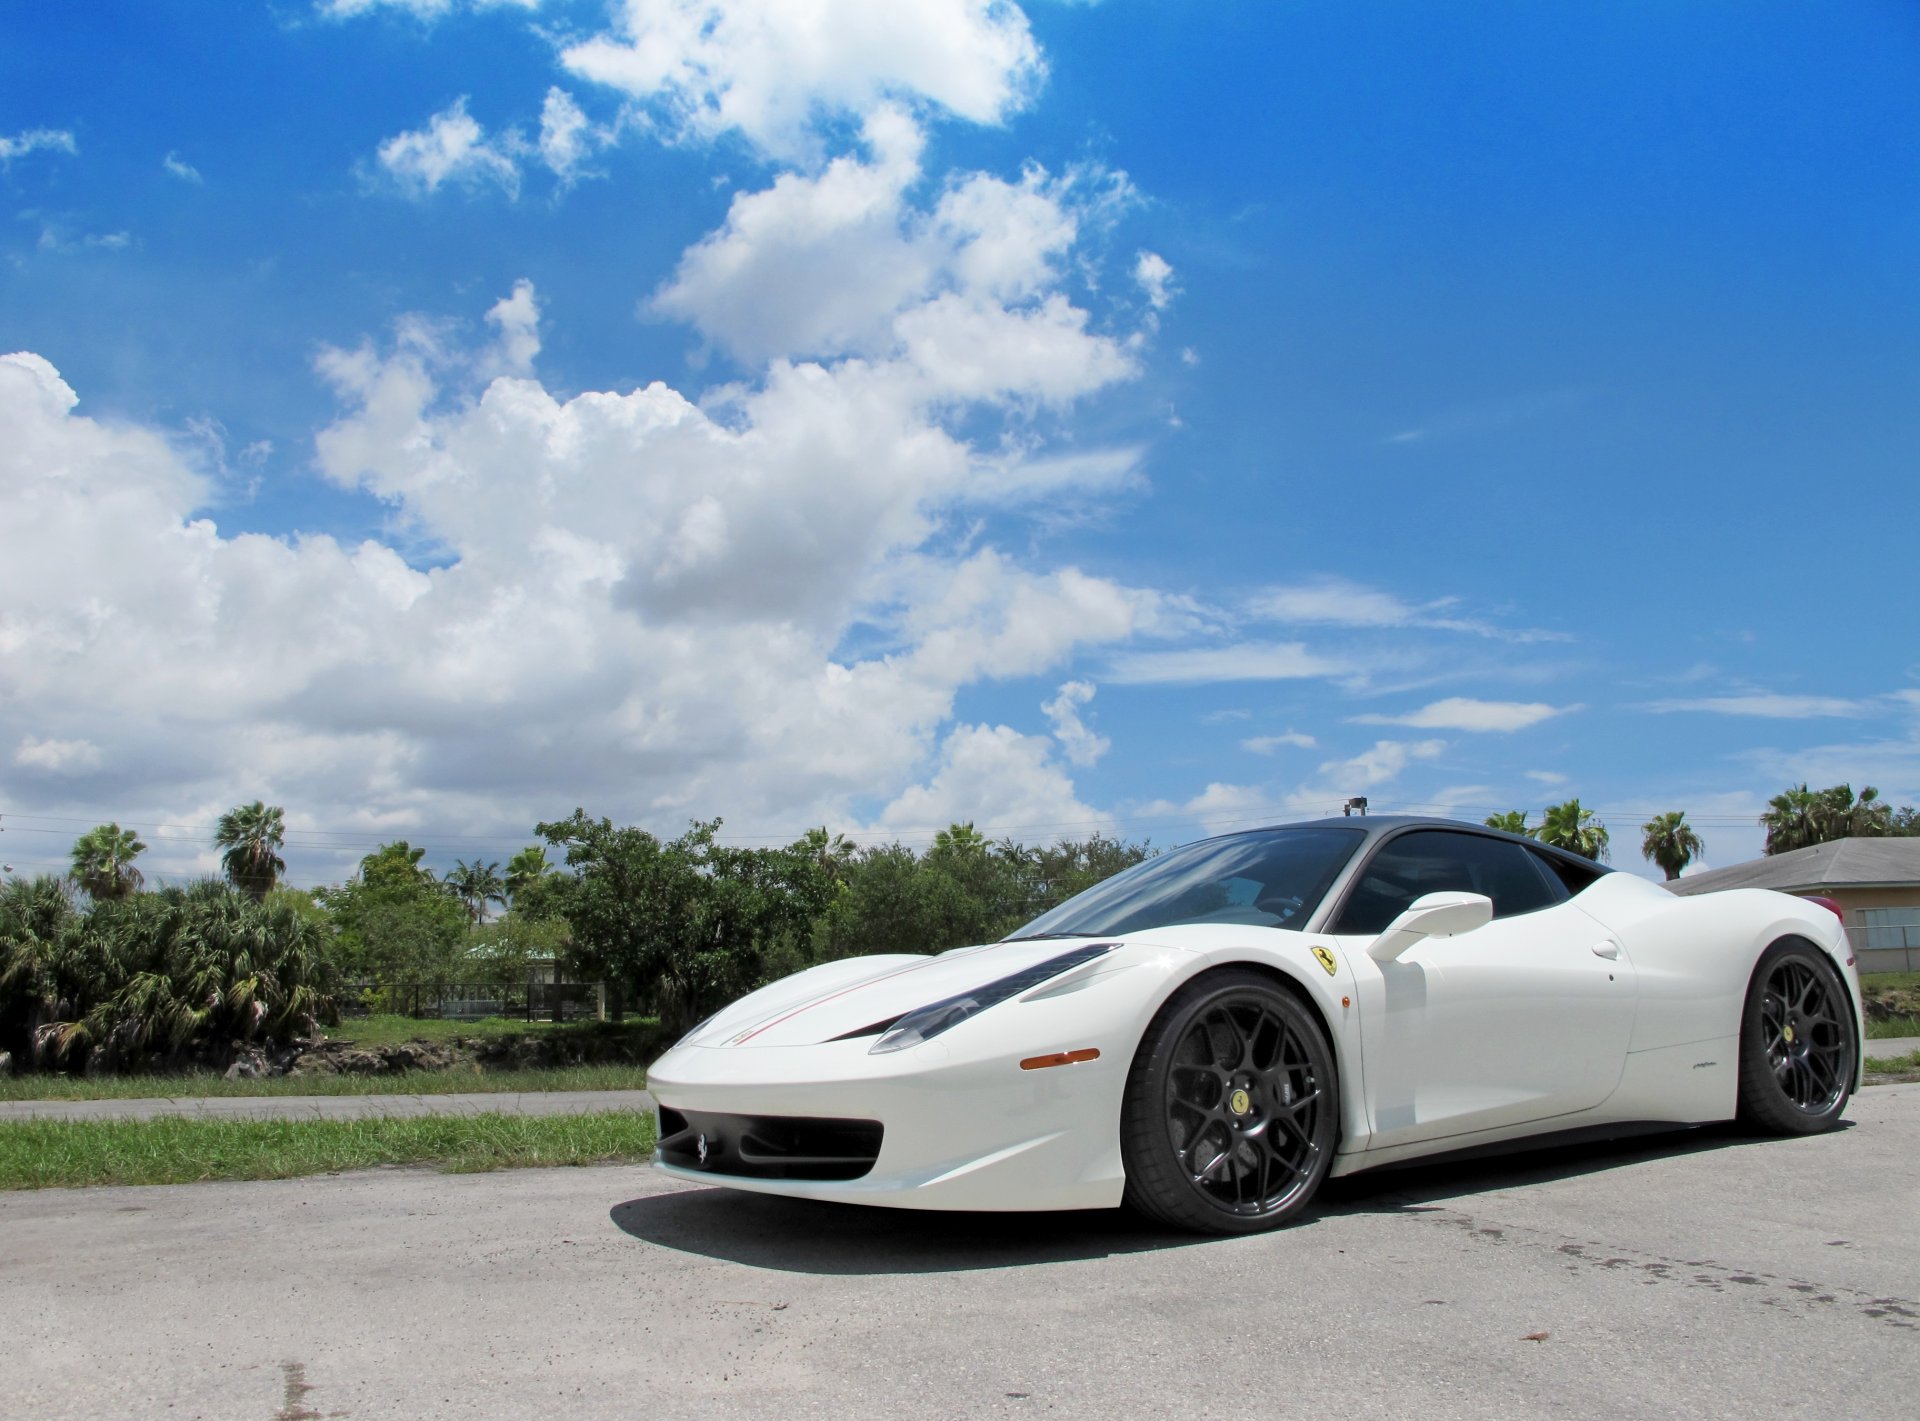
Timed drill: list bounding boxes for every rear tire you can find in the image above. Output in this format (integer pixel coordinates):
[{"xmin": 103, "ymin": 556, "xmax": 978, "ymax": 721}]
[
  {"xmin": 1120, "ymin": 970, "xmax": 1338, "ymax": 1234},
  {"xmin": 1735, "ymin": 939, "xmax": 1855, "ymax": 1135}
]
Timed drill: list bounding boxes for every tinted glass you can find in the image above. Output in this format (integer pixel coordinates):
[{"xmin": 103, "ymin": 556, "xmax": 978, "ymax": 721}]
[
  {"xmin": 1331, "ymin": 830, "xmax": 1562, "ymax": 936},
  {"xmin": 1529, "ymin": 848, "xmax": 1605, "ymax": 897},
  {"xmin": 1007, "ymin": 827, "xmax": 1366, "ymax": 939}
]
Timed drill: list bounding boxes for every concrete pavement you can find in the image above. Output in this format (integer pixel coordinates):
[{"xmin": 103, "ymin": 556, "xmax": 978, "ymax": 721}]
[{"xmin": 3, "ymin": 1087, "xmax": 1916, "ymax": 1419}]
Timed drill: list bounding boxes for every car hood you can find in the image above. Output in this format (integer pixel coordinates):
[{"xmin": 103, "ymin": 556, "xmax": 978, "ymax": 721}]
[{"xmin": 681, "ymin": 936, "xmax": 1131, "ymax": 1048}]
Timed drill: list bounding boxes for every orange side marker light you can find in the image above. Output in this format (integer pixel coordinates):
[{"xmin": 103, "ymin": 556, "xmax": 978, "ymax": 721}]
[
  {"xmin": 1020, "ymin": 1047, "xmax": 1101, "ymax": 1071},
  {"xmin": 1342, "ymin": 996, "xmax": 1351, "ymax": 1008}
]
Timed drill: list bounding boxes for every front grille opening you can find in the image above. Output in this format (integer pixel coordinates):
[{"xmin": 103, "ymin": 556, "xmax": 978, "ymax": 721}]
[{"xmin": 657, "ymin": 1109, "xmax": 883, "ymax": 1182}]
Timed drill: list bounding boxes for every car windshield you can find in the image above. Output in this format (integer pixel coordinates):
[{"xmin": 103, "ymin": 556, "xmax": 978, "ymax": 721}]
[{"xmin": 1006, "ymin": 826, "xmax": 1367, "ymax": 939}]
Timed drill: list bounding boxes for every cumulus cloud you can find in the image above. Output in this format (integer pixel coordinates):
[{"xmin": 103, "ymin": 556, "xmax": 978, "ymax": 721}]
[
  {"xmin": 651, "ymin": 107, "xmax": 1137, "ymax": 392},
  {"xmin": 375, "ymin": 98, "xmax": 520, "ymax": 198},
  {"xmin": 561, "ymin": 0, "xmax": 1044, "ymax": 161},
  {"xmin": 1043, "ymin": 681, "xmax": 1109, "ymax": 767},
  {"xmin": 0, "ymin": 193, "xmax": 1158, "ymax": 879},
  {"xmin": 1351, "ymin": 698, "xmax": 1575, "ymax": 733},
  {"xmin": 0, "ymin": 128, "xmax": 76, "ymax": 164},
  {"xmin": 869, "ymin": 723, "xmax": 1104, "ymax": 841}
]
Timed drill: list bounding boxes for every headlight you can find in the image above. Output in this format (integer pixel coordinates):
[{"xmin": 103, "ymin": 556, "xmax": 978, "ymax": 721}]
[{"xmin": 870, "ymin": 942, "xmax": 1117, "ymax": 1054}]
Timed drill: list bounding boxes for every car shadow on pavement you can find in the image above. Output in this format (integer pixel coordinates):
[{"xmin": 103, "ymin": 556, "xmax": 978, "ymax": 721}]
[
  {"xmin": 609, "ymin": 1121, "xmax": 1854, "ymax": 1275},
  {"xmin": 1318, "ymin": 1119, "xmax": 1856, "ymax": 1215},
  {"xmin": 608, "ymin": 1187, "xmax": 1223, "ymax": 1274}
]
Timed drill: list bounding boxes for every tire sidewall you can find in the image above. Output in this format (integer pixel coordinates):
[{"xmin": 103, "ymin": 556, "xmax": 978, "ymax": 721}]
[{"xmin": 1737, "ymin": 938, "xmax": 1854, "ymax": 1134}]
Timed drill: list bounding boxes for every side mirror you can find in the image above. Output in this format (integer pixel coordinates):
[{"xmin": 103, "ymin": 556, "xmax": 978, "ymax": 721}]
[{"xmin": 1367, "ymin": 891, "xmax": 1493, "ymax": 962}]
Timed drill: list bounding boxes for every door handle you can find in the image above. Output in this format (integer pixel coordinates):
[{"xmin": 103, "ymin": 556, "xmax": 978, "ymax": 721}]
[{"xmin": 1590, "ymin": 940, "xmax": 1620, "ymax": 960}]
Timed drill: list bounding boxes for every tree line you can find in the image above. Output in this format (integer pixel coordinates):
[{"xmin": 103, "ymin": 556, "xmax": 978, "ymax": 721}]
[
  {"xmin": 1483, "ymin": 781, "xmax": 1918, "ymax": 880},
  {"xmin": 1, "ymin": 802, "xmax": 1147, "ymax": 1071},
  {"xmin": 9, "ymin": 779, "xmax": 1914, "ymax": 1072}
]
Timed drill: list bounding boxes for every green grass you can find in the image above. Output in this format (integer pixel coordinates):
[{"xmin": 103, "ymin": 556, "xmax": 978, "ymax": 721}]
[
  {"xmin": 1866, "ymin": 1048, "xmax": 1920, "ymax": 1074},
  {"xmin": 1861, "ymin": 971, "xmax": 1920, "ymax": 992},
  {"xmin": 322, "ymin": 1013, "xmax": 580, "ymax": 1047},
  {"xmin": 0, "ymin": 1064, "xmax": 650, "ymax": 1102},
  {"xmin": 0, "ymin": 1110, "xmax": 657, "ymax": 1190},
  {"xmin": 1865, "ymin": 1015, "xmax": 1920, "ymax": 1040}
]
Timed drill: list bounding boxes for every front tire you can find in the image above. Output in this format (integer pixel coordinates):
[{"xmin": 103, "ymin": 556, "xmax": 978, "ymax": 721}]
[
  {"xmin": 1120, "ymin": 970, "xmax": 1338, "ymax": 1234},
  {"xmin": 1736, "ymin": 939, "xmax": 1855, "ymax": 1135}
]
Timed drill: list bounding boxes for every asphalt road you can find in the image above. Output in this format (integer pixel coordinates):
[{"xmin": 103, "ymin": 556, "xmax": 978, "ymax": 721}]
[{"xmin": 3, "ymin": 1089, "xmax": 1917, "ymax": 1419}]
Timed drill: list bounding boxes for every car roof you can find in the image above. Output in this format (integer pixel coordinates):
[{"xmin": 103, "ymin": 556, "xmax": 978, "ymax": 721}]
[{"xmin": 1226, "ymin": 814, "xmax": 1614, "ymax": 875}]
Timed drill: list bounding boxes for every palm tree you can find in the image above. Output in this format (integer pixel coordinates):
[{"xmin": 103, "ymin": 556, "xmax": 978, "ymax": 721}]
[
  {"xmin": 215, "ymin": 801, "xmax": 286, "ymax": 901},
  {"xmin": 1822, "ymin": 783, "xmax": 1893, "ymax": 839},
  {"xmin": 445, "ymin": 859, "xmax": 507, "ymax": 926},
  {"xmin": 798, "ymin": 826, "xmax": 858, "ymax": 887},
  {"xmin": 1760, "ymin": 784, "xmax": 1822, "ymax": 855},
  {"xmin": 1640, "ymin": 811, "xmax": 1703, "ymax": 881},
  {"xmin": 1536, "ymin": 799, "xmax": 1610, "ymax": 862},
  {"xmin": 69, "ymin": 824, "xmax": 147, "ymax": 901},
  {"xmin": 504, "ymin": 845, "xmax": 552, "ymax": 904},
  {"xmin": 1483, "ymin": 811, "xmax": 1532, "ymax": 835}
]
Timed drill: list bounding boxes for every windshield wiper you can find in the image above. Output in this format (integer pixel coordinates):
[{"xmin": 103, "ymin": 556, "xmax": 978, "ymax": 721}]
[{"xmin": 999, "ymin": 931, "xmax": 1099, "ymax": 942}]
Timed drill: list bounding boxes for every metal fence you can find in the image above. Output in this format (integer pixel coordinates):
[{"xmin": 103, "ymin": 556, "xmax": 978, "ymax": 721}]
[
  {"xmin": 1849, "ymin": 926, "xmax": 1920, "ymax": 976},
  {"xmin": 336, "ymin": 981, "xmax": 603, "ymax": 1022}
]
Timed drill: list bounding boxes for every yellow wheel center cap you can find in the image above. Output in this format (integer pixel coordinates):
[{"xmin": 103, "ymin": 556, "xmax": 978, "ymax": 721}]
[
  {"xmin": 1784, "ymin": 1025, "xmax": 1796, "ymax": 1044},
  {"xmin": 1228, "ymin": 1088, "xmax": 1252, "ymax": 1116}
]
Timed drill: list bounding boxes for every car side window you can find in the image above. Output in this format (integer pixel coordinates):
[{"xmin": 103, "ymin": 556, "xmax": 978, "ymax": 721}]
[
  {"xmin": 1528, "ymin": 847, "xmax": 1603, "ymax": 897},
  {"xmin": 1331, "ymin": 830, "xmax": 1564, "ymax": 935}
]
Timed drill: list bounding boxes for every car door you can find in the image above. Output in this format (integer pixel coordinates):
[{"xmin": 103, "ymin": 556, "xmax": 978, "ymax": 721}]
[{"xmin": 1330, "ymin": 829, "xmax": 1638, "ymax": 1152}]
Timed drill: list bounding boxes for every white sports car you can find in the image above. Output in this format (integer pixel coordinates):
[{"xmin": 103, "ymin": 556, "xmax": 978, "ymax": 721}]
[{"xmin": 647, "ymin": 816, "xmax": 1862, "ymax": 1233}]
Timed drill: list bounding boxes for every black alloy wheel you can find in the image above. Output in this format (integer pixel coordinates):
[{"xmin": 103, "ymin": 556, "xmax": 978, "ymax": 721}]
[
  {"xmin": 1121, "ymin": 970, "xmax": 1338, "ymax": 1234},
  {"xmin": 1737, "ymin": 939, "xmax": 1855, "ymax": 1134}
]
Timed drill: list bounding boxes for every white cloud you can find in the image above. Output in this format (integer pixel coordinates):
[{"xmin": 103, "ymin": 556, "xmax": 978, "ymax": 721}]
[
  {"xmin": 1133, "ymin": 251, "xmax": 1174, "ymax": 310},
  {"xmin": 1241, "ymin": 731, "xmax": 1315, "ymax": 754},
  {"xmin": 1273, "ymin": 739, "xmax": 1448, "ymax": 819},
  {"xmin": 1043, "ymin": 681, "xmax": 1109, "ymax": 767},
  {"xmin": 537, "ymin": 87, "xmax": 612, "ymax": 183},
  {"xmin": 0, "ymin": 128, "xmax": 76, "ymax": 164},
  {"xmin": 1132, "ymin": 782, "xmax": 1284, "ymax": 837},
  {"xmin": 1248, "ymin": 576, "xmax": 1569, "ymax": 644},
  {"xmin": 1525, "ymin": 769, "xmax": 1567, "ymax": 786},
  {"xmin": 375, "ymin": 98, "xmax": 520, "ymax": 199},
  {"xmin": 320, "ymin": 0, "xmax": 540, "ymax": 18},
  {"xmin": 869, "ymin": 723, "xmax": 1102, "ymax": 841},
  {"xmin": 1645, "ymin": 694, "xmax": 1870, "ymax": 719},
  {"xmin": 650, "ymin": 109, "xmax": 1134, "ymax": 390},
  {"xmin": 561, "ymin": 0, "xmax": 1044, "ymax": 161},
  {"xmin": 0, "ymin": 244, "xmax": 1161, "ymax": 879},
  {"xmin": 1351, "ymin": 698, "xmax": 1575, "ymax": 733},
  {"xmin": 1104, "ymin": 642, "xmax": 1344, "ymax": 686},
  {"xmin": 14, "ymin": 736, "xmax": 103, "ymax": 773},
  {"xmin": 163, "ymin": 152, "xmax": 204, "ymax": 184}
]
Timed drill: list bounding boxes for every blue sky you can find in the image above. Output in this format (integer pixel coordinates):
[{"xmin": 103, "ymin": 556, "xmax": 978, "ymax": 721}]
[{"xmin": 2, "ymin": 0, "xmax": 1916, "ymax": 887}]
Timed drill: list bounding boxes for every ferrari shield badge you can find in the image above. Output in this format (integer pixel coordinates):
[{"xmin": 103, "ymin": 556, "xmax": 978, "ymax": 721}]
[{"xmin": 1311, "ymin": 946, "xmax": 1338, "ymax": 976}]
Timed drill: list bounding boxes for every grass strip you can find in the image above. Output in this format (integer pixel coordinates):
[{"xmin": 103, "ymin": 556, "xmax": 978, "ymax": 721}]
[
  {"xmin": 0, "ymin": 1110, "xmax": 656, "ymax": 1190},
  {"xmin": 322, "ymin": 1015, "xmax": 662, "ymax": 1048},
  {"xmin": 0, "ymin": 1065, "xmax": 651, "ymax": 1102},
  {"xmin": 1865, "ymin": 1047, "xmax": 1920, "ymax": 1073},
  {"xmin": 1864, "ymin": 1015, "xmax": 1920, "ymax": 1040}
]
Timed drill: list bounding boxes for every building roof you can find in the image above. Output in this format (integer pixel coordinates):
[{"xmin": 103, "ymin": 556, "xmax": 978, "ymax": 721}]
[{"xmin": 1664, "ymin": 836, "xmax": 1920, "ymax": 896}]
